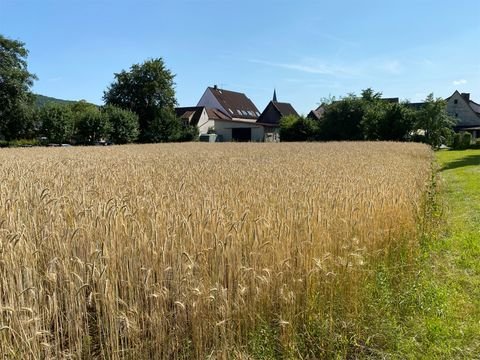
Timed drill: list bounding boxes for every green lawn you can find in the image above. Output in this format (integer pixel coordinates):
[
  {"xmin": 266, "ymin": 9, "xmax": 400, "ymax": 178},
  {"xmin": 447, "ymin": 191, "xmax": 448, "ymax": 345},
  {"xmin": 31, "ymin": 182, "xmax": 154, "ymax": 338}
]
[{"xmin": 408, "ymin": 149, "xmax": 480, "ymax": 358}]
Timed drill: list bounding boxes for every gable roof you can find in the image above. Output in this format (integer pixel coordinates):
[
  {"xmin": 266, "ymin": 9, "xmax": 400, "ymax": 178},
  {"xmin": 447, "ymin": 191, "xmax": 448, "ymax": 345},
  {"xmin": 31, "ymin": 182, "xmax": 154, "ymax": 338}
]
[
  {"xmin": 175, "ymin": 106, "xmax": 205, "ymax": 125},
  {"xmin": 257, "ymin": 101, "xmax": 299, "ymax": 125},
  {"xmin": 207, "ymin": 86, "xmax": 260, "ymax": 120},
  {"xmin": 307, "ymin": 108, "xmax": 324, "ymax": 120},
  {"xmin": 469, "ymin": 100, "xmax": 480, "ymax": 115},
  {"xmin": 175, "ymin": 106, "xmax": 233, "ymax": 125},
  {"xmin": 447, "ymin": 90, "xmax": 480, "ymax": 118},
  {"xmin": 272, "ymin": 101, "xmax": 298, "ymax": 117},
  {"xmin": 205, "ymin": 108, "xmax": 231, "ymax": 120}
]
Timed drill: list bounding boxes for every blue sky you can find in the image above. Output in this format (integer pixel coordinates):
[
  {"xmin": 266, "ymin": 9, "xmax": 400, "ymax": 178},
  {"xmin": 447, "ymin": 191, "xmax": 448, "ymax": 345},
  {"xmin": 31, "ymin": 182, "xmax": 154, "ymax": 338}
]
[{"xmin": 1, "ymin": 0, "xmax": 479, "ymax": 114}]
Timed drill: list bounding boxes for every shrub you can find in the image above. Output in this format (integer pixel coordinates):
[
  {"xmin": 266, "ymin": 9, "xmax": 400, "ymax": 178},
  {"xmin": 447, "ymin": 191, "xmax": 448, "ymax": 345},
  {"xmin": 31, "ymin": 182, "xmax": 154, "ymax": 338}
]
[
  {"xmin": 462, "ymin": 132, "xmax": 472, "ymax": 148},
  {"xmin": 102, "ymin": 105, "xmax": 139, "ymax": 144},
  {"xmin": 9, "ymin": 138, "xmax": 40, "ymax": 147},
  {"xmin": 280, "ymin": 115, "xmax": 318, "ymax": 141},
  {"xmin": 452, "ymin": 131, "xmax": 474, "ymax": 150}
]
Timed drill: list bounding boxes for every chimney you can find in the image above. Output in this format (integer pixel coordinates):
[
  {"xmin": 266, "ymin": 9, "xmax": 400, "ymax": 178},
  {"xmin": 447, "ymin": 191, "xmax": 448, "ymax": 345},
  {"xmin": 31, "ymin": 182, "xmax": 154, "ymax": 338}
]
[
  {"xmin": 461, "ymin": 93, "xmax": 470, "ymax": 102},
  {"xmin": 213, "ymin": 85, "xmax": 218, "ymax": 90}
]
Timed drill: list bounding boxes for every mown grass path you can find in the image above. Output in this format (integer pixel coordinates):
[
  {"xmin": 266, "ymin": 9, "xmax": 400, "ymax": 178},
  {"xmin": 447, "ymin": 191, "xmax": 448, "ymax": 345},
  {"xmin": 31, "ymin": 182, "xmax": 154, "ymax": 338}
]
[{"xmin": 425, "ymin": 150, "xmax": 480, "ymax": 357}]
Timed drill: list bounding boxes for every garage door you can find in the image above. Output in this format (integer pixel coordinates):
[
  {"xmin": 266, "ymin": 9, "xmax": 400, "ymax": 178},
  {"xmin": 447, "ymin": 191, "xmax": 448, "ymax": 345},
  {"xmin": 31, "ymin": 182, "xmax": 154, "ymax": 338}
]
[{"xmin": 232, "ymin": 128, "xmax": 251, "ymax": 142}]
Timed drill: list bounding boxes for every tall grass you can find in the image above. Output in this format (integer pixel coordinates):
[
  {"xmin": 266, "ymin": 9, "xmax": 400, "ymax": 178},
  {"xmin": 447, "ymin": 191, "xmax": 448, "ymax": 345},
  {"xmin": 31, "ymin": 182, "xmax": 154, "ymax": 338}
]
[{"xmin": 0, "ymin": 142, "xmax": 433, "ymax": 358}]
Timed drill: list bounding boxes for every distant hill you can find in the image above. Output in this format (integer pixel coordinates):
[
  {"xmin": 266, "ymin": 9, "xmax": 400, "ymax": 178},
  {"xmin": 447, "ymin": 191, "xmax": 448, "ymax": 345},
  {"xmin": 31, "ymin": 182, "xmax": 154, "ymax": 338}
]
[{"xmin": 34, "ymin": 94, "xmax": 77, "ymax": 108}]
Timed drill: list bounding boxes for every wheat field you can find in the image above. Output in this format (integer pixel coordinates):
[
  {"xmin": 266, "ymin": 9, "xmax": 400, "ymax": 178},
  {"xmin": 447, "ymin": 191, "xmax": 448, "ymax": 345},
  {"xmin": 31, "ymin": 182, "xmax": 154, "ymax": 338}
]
[{"xmin": 0, "ymin": 142, "xmax": 433, "ymax": 359}]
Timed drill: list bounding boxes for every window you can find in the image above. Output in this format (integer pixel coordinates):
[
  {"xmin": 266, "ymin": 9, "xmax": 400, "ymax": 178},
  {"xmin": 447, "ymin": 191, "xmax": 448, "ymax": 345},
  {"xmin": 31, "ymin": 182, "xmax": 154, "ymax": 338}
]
[
  {"xmin": 454, "ymin": 99, "xmax": 458, "ymax": 104},
  {"xmin": 228, "ymin": 108, "xmax": 233, "ymax": 114},
  {"xmin": 455, "ymin": 113, "xmax": 458, "ymax": 117}
]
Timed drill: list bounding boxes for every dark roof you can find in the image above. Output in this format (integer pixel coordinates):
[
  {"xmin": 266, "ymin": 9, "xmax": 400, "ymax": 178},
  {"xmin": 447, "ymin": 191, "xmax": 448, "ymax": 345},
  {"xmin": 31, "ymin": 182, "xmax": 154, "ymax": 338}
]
[
  {"xmin": 381, "ymin": 97, "xmax": 400, "ymax": 104},
  {"xmin": 272, "ymin": 101, "xmax": 298, "ymax": 117},
  {"xmin": 176, "ymin": 106, "xmax": 234, "ymax": 124},
  {"xmin": 208, "ymin": 87, "xmax": 260, "ymax": 120},
  {"xmin": 469, "ymin": 100, "xmax": 480, "ymax": 115},
  {"xmin": 205, "ymin": 108, "xmax": 231, "ymax": 120},
  {"xmin": 175, "ymin": 106, "xmax": 204, "ymax": 125},
  {"xmin": 307, "ymin": 108, "xmax": 323, "ymax": 120},
  {"xmin": 405, "ymin": 102, "xmax": 425, "ymax": 110},
  {"xmin": 257, "ymin": 101, "xmax": 298, "ymax": 125}
]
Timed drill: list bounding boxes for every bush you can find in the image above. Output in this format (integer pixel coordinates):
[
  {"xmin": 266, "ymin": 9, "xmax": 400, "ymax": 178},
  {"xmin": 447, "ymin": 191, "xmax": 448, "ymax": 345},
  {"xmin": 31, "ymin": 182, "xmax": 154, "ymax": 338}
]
[
  {"xmin": 472, "ymin": 139, "xmax": 480, "ymax": 149},
  {"xmin": 102, "ymin": 105, "xmax": 139, "ymax": 144},
  {"xmin": 177, "ymin": 123, "xmax": 199, "ymax": 142},
  {"xmin": 280, "ymin": 115, "xmax": 318, "ymax": 141},
  {"xmin": 452, "ymin": 132, "xmax": 473, "ymax": 150},
  {"xmin": 452, "ymin": 133, "xmax": 462, "ymax": 149},
  {"xmin": 462, "ymin": 132, "xmax": 472, "ymax": 148},
  {"xmin": 74, "ymin": 108, "xmax": 111, "ymax": 145},
  {"xmin": 9, "ymin": 138, "xmax": 40, "ymax": 147}
]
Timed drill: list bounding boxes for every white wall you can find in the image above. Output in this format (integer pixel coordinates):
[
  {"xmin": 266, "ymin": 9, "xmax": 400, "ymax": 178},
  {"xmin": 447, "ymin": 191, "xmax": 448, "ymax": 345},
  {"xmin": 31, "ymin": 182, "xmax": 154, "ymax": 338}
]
[
  {"xmin": 198, "ymin": 117, "xmax": 215, "ymax": 135},
  {"xmin": 197, "ymin": 89, "xmax": 228, "ymax": 116},
  {"xmin": 213, "ymin": 120, "xmax": 264, "ymax": 142}
]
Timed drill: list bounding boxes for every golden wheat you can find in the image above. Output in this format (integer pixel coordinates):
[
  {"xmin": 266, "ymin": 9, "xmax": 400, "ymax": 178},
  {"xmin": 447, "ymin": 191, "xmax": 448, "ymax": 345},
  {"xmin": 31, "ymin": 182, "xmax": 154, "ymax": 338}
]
[{"xmin": 0, "ymin": 142, "xmax": 433, "ymax": 358}]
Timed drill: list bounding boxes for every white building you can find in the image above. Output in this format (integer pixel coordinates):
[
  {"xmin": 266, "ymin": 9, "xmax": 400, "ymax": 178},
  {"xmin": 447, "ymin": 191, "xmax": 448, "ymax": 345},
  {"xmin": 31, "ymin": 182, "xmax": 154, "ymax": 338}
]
[{"xmin": 176, "ymin": 86, "xmax": 264, "ymax": 142}]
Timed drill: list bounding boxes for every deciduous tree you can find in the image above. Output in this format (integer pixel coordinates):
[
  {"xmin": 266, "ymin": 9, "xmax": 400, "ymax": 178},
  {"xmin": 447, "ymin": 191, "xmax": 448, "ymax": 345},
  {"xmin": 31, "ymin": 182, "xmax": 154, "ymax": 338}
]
[
  {"xmin": 414, "ymin": 94, "xmax": 454, "ymax": 148},
  {"xmin": 103, "ymin": 58, "xmax": 178, "ymax": 142},
  {"xmin": 75, "ymin": 107, "xmax": 110, "ymax": 145},
  {"xmin": 39, "ymin": 103, "xmax": 74, "ymax": 144},
  {"xmin": 0, "ymin": 34, "xmax": 37, "ymax": 140}
]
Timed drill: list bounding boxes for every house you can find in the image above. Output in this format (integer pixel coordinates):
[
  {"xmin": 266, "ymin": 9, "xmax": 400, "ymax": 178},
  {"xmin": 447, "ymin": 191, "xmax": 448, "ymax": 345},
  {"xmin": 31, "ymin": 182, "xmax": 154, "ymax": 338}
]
[
  {"xmin": 307, "ymin": 106, "xmax": 325, "ymax": 121},
  {"xmin": 446, "ymin": 91, "xmax": 480, "ymax": 139},
  {"xmin": 257, "ymin": 90, "xmax": 299, "ymax": 142},
  {"xmin": 176, "ymin": 86, "xmax": 264, "ymax": 142},
  {"xmin": 197, "ymin": 85, "xmax": 261, "ymax": 122}
]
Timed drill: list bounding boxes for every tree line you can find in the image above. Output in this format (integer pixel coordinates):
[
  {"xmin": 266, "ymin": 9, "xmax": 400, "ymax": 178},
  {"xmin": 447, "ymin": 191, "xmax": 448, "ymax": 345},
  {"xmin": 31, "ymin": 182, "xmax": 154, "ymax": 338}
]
[
  {"xmin": 0, "ymin": 34, "xmax": 196, "ymax": 146},
  {"xmin": 1, "ymin": 33, "xmax": 456, "ymax": 147},
  {"xmin": 280, "ymin": 89, "xmax": 455, "ymax": 148}
]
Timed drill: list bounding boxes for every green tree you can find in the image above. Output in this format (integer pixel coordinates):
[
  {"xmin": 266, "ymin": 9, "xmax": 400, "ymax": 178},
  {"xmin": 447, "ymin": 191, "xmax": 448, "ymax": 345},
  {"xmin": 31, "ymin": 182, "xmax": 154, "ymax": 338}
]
[
  {"xmin": 319, "ymin": 95, "xmax": 365, "ymax": 140},
  {"xmin": 360, "ymin": 88, "xmax": 382, "ymax": 102},
  {"xmin": 362, "ymin": 102, "xmax": 414, "ymax": 141},
  {"xmin": 0, "ymin": 34, "xmax": 37, "ymax": 140},
  {"xmin": 75, "ymin": 107, "xmax": 110, "ymax": 145},
  {"xmin": 103, "ymin": 58, "xmax": 179, "ymax": 142},
  {"xmin": 414, "ymin": 94, "xmax": 455, "ymax": 148},
  {"xmin": 280, "ymin": 115, "xmax": 318, "ymax": 141},
  {"xmin": 39, "ymin": 103, "xmax": 74, "ymax": 143},
  {"xmin": 102, "ymin": 105, "xmax": 139, "ymax": 144}
]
